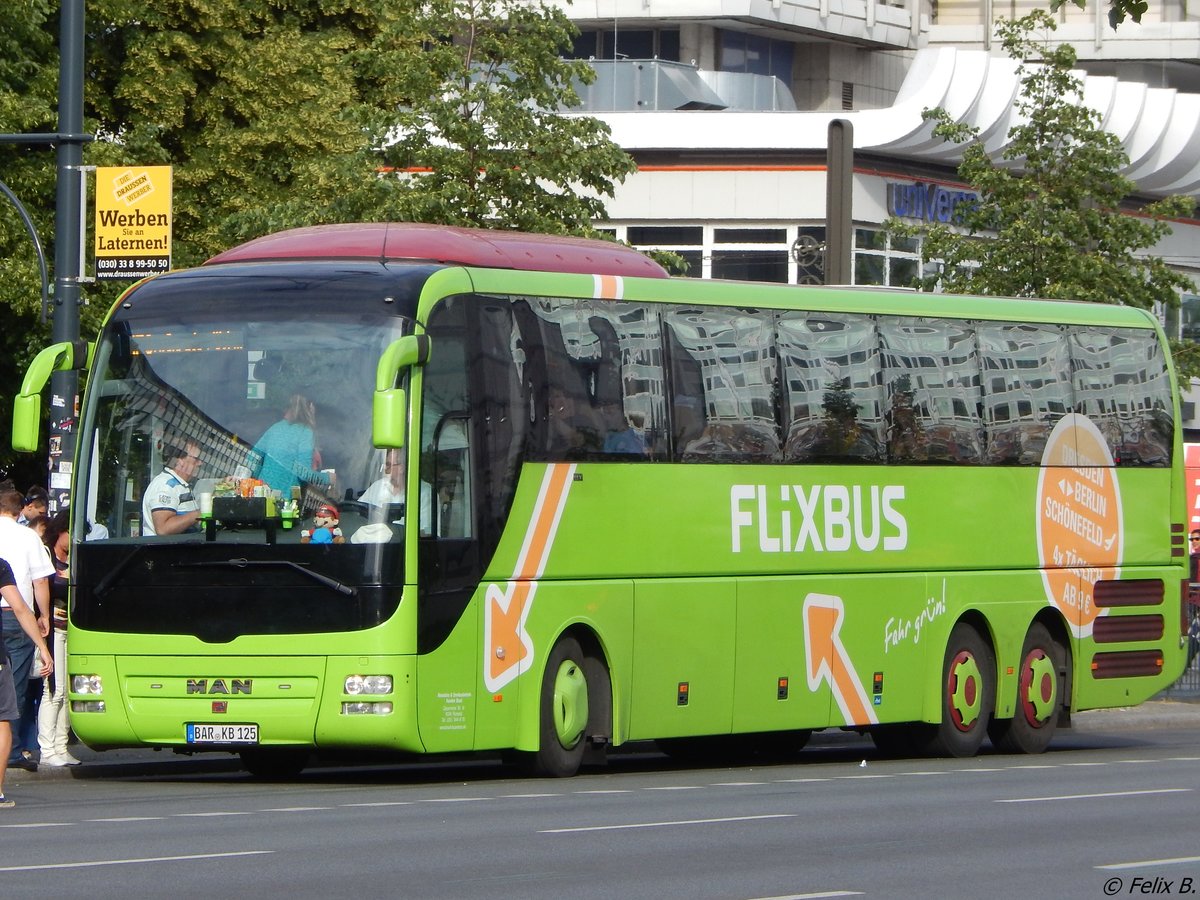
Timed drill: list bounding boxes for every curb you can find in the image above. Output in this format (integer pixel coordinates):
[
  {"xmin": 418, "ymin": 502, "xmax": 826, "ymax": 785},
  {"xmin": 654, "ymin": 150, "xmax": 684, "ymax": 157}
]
[{"xmin": 1072, "ymin": 698, "xmax": 1200, "ymax": 732}]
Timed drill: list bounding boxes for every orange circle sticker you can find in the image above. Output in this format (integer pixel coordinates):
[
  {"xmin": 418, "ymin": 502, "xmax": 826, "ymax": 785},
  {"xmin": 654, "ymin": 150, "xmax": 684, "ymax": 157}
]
[{"xmin": 1036, "ymin": 414, "xmax": 1122, "ymax": 637}]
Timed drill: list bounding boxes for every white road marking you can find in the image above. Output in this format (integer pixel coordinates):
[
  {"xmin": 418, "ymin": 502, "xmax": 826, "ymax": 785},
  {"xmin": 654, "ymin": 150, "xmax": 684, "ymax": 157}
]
[
  {"xmin": 713, "ymin": 782, "xmax": 768, "ymax": 786},
  {"xmin": 171, "ymin": 811, "xmax": 253, "ymax": 817},
  {"xmin": 0, "ymin": 822, "xmax": 72, "ymax": 829},
  {"xmin": 500, "ymin": 793, "xmax": 561, "ymax": 798},
  {"xmin": 0, "ymin": 850, "xmax": 274, "ymax": 872},
  {"xmin": 340, "ymin": 801, "xmax": 413, "ymax": 807},
  {"xmin": 774, "ymin": 778, "xmax": 830, "ymax": 783},
  {"xmin": 747, "ymin": 893, "xmax": 863, "ymax": 899},
  {"xmin": 541, "ymin": 813, "xmax": 796, "ymax": 834},
  {"xmin": 644, "ymin": 785, "xmax": 704, "ymax": 790},
  {"xmin": 87, "ymin": 817, "xmax": 165, "ymax": 823},
  {"xmin": 573, "ymin": 789, "xmax": 631, "ymax": 794},
  {"xmin": 997, "ymin": 788, "xmax": 1191, "ymax": 804},
  {"xmin": 1098, "ymin": 855, "xmax": 1200, "ymax": 871},
  {"xmin": 260, "ymin": 807, "xmax": 332, "ymax": 812}
]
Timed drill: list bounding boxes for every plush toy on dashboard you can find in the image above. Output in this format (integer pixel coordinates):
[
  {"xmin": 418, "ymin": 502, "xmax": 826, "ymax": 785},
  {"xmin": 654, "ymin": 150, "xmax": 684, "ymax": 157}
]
[{"xmin": 301, "ymin": 502, "xmax": 345, "ymax": 544}]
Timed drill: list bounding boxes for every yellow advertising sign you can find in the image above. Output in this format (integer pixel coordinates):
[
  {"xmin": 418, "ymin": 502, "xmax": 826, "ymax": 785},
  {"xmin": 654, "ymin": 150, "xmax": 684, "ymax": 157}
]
[{"xmin": 95, "ymin": 166, "xmax": 172, "ymax": 280}]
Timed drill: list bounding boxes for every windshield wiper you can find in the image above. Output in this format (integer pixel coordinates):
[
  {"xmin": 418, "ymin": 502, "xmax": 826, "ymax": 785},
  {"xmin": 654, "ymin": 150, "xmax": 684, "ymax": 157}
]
[
  {"xmin": 95, "ymin": 545, "xmax": 146, "ymax": 597},
  {"xmin": 174, "ymin": 558, "xmax": 357, "ymax": 596}
]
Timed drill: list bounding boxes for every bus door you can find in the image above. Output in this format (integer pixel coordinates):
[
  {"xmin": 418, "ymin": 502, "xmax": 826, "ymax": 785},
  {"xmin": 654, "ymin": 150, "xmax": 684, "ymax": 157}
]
[{"xmin": 415, "ymin": 295, "xmax": 529, "ymax": 752}]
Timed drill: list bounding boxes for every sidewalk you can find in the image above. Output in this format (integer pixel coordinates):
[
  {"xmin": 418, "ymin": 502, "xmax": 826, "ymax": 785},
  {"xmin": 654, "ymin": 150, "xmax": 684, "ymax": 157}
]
[
  {"xmin": 1072, "ymin": 696, "xmax": 1200, "ymax": 732},
  {"xmin": 10, "ymin": 744, "xmax": 244, "ymax": 781}
]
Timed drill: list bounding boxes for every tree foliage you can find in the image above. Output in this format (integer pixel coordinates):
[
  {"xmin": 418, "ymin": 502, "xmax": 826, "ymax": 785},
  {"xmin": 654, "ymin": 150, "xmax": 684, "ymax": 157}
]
[
  {"xmin": 360, "ymin": 0, "xmax": 634, "ymax": 235},
  {"xmin": 0, "ymin": 0, "xmax": 634, "ymax": 478},
  {"xmin": 889, "ymin": 12, "xmax": 1197, "ymax": 377},
  {"xmin": 1052, "ymin": 0, "xmax": 1149, "ymax": 29}
]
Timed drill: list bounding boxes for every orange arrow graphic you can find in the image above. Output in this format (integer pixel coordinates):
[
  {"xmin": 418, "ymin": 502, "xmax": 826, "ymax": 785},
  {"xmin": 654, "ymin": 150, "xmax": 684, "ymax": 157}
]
[
  {"xmin": 484, "ymin": 463, "xmax": 576, "ymax": 692},
  {"xmin": 803, "ymin": 592, "xmax": 878, "ymax": 726}
]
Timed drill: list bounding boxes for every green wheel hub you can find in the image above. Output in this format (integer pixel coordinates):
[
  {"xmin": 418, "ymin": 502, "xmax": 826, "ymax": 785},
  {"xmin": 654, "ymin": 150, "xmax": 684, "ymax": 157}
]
[
  {"xmin": 552, "ymin": 658, "xmax": 589, "ymax": 750},
  {"xmin": 948, "ymin": 650, "xmax": 983, "ymax": 731},
  {"xmin": 1021, "ymin": 650, "xmax": 1057, "ymax": 726}
]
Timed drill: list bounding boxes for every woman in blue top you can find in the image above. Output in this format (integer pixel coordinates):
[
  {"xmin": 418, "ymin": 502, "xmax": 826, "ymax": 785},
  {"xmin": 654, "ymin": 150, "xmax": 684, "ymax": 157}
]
[{"xmin": 250, "ymin": 393, "xmax": 332, "ymax": 496}]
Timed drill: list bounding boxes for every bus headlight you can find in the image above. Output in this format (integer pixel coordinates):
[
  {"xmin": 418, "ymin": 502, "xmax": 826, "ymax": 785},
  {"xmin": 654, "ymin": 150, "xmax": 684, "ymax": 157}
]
[
  {"xmin": 344, "ymin": 674, "xmax": 392, "ymax": 695},
  {"xmin": 73, "ymin": 674, "xmax": 103, "ymax": 694},
  {"xmin": 341, "ymin": 701, "xmax": 393, "ymax": 715},
  {"xmin": 71, "ymin": 701, "xmax": 106, "ymax": 713}
]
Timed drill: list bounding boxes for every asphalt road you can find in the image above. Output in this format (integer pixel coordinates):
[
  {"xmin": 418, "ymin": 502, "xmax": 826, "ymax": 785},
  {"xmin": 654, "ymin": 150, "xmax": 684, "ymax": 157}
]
[{"xmin": 1, "ymin": 701, "xmax": 1197, "ymax": 900}]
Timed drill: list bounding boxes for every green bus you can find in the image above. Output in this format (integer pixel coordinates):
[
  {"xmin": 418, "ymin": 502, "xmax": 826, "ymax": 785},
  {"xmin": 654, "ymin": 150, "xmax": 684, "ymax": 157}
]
[{"xmin": 13, "ymin": 223, "xmax": 1190, "ymax": 777}]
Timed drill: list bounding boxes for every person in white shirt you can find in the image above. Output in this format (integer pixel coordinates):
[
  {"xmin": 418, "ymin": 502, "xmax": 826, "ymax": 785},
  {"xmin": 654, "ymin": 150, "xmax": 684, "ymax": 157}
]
[
  {"xmin": 0, "ymin": 489, "xmax": 53, "ymax": 772},
  {"xmin": 141, "ymin": 440, "xmax": 202, "ymax": 536},
  {"xmin": 359, "ymin": 449, "xmax": 432, "ymax": 532}
]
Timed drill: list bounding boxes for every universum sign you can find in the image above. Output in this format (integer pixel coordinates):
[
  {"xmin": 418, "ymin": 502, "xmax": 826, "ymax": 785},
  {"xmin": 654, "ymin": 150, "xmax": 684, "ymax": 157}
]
[{"xmin": 887, "ymin": 181, "xmax": 978, "ymax": 224}]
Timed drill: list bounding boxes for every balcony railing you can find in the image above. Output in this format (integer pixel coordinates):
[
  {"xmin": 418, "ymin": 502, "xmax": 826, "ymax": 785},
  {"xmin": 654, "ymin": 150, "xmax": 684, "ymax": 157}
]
[{"xmin": 570, "ymin": 59, "xmax": 797, "ymax": 112}]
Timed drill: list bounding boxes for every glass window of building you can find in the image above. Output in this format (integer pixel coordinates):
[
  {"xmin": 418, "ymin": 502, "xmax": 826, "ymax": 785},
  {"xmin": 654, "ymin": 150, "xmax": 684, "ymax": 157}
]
[{"xmin": 853, "ymin": 227, "xmax": 922, "ymax": 288}]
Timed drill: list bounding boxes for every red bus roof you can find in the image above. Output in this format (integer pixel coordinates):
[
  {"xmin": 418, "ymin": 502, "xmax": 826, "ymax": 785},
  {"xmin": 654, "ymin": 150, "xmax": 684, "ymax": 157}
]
[{"xmin": 204, "ymin": 222, "xmax": 669, "ymax": 278}]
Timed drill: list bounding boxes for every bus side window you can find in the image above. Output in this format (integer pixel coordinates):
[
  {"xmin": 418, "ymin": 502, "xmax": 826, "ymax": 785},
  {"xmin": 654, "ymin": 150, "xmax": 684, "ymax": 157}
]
[
  {"xmin": 1073, "ymin": 327, "xmax": 1173, "ymax": 466},
  {"xmin": 879, "ymin": 317, "xmax": 983, "ymax": 464},
  {"xmin": 777, "ymin": 312, "xmax": 884, "ymax": 463},
  {"xmin": 665, "ymin": 307, "xmax": 780, "ymax": 462},
  {"xmin": 430, "ymin": 416, "xmax": 471, "ymax": 538},
  {"xmin": 977, "ymin": 323, "xmax": 1072, "ymax": 465}
]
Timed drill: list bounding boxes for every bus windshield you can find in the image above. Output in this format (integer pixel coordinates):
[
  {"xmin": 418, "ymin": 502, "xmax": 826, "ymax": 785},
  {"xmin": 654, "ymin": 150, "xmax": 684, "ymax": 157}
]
[{"xmin": 74, "ymin": 264, "xmax": 424, "ymax": 640}]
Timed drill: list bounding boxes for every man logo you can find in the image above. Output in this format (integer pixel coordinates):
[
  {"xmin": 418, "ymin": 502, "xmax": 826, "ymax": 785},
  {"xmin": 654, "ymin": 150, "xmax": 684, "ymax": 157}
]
[{"xmin": 186, "ymin": 678, "xmax": 252, "ymax": 695}]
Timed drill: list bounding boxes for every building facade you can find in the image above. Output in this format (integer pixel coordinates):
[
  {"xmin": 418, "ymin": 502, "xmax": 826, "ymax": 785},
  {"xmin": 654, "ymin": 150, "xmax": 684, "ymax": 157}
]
[{"xmin": 537, "ymin": 1, "xmax": 1200, "ymax": 427}]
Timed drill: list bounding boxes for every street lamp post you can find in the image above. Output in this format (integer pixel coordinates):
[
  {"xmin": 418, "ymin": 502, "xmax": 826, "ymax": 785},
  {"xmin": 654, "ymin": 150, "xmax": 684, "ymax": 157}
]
[{"xmin": 0, "ymin": 0, "xmax": 90, "ymax": 513}]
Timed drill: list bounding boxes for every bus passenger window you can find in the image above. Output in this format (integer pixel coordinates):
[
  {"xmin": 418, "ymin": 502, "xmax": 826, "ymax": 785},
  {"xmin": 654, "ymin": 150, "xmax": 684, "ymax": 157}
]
[
  {"xmin": 666, "ymin": 307, "xmax": 779, "ymax": 462},
  {"xmin": 778, "ymin": 312, "xmax": 884, "ymax": 462},
  {"xmin": 977, "ymin": 323, "xmax": 1071, "ymax": 465},
  {"xmin": 880, "ymin": 318, "xmax": 983, "ymax": 464},
  {"xmin": 1072, "ymin": 328, "xmax": 1173, "ymax": 466}
]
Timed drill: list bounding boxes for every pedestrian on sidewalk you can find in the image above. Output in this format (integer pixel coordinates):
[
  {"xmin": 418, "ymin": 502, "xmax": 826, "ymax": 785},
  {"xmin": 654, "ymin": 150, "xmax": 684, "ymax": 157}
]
[
  {"xmin": 0, "ymin": 489, "xmax": 54, "ymax": 774},
  {"xmin": 37, "ymin": 511, "xmax": 77, "ymax": 767},
  {"xmin": 0, "ymin": 557, "xmax": 53, "ymax": 808}
]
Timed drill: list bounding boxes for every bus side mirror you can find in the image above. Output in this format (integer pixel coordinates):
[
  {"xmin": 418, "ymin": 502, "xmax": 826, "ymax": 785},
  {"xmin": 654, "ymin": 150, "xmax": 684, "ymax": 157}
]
[
  {"xmin": 373, "ymin": 334, "xmax": 431, "ymax": 449},
  {"xmin": 12, "ymin": 340, "xmax": 93, "ymax": 453}
]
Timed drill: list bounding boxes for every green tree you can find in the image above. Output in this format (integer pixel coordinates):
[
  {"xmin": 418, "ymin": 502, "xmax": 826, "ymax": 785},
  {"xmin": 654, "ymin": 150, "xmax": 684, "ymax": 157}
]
[
  {"xmin": 360, "ymin": 0, "xmax": 634, "ymax": 235},
  {"xmin": 0, "ymin": 0, "xmax": 636, "ymax": 477},
  {"xmin": 890, "ymin": 11, "xmax": 1197, "ymax": 377},
  {"xmin": 1053, "ymin": 0, "xmax": 1149, "ymax": 29}
]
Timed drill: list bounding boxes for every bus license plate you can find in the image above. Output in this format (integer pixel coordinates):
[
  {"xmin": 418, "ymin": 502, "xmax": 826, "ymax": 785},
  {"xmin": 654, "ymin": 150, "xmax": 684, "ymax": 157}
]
[{"xmin": 186, "ymin": 723, "xmax": 258, "ymax": 744}]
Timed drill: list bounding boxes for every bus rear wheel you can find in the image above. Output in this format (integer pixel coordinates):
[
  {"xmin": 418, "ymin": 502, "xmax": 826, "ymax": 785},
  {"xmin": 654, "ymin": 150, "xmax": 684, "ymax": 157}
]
[
  {"xmin": 988, "ymin": 623, "xmax": 1065, "ymax": 754},
  {"xmin": 533, "ymin": 636, "xmax": 590, "ymax": 777},
  {"xmin": 925, "ymin": 623, "xmax": 994, "ymax": 758}
]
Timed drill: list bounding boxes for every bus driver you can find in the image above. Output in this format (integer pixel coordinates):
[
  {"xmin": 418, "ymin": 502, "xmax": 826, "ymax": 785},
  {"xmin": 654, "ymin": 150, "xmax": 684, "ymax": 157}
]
[{"xmin": 142, "ymin": 439, "xmax": 202, "ymax": 536}]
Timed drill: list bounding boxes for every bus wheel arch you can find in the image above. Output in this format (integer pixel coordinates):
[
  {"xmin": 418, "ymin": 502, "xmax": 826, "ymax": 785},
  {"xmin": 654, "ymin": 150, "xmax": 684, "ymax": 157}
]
[
  {"xmin": 988, "ymin": 617, "xmax": 1071, "ymax": 754},
  {"xmin": 925, "ymin": 616, "xmax": 996, "ymax": 758},
  {"xmin": 531, "ymin": 627, "xmax": 612, "ymax": 777}
]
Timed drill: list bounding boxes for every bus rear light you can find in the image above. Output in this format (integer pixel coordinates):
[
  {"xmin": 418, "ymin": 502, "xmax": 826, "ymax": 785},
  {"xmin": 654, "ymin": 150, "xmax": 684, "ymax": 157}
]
[
  {"xmin": 344, "ymin": 675, "xmax": 392, "ymax": 695},
  {"xmin": 341, "ymin": 701, "xmax": 393, "ymax": 715},
  {"xmin": 71, "ymin": 701, "xmax": 106, "ymax": 713},
  {"xmin": 72, "ymin": 674, "xmax": 103, "ymax": 694}
]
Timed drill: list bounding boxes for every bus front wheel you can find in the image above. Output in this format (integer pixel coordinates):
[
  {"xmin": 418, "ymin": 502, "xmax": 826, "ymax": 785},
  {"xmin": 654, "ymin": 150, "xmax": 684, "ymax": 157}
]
[
  {"xmin": 926, "ymin": 623, "xmax": 994, "ymax": 758},
  {"xmin": 988, "ymin": 623, "xmax": 1065, "ymax": 754},
  {"xmin": 533, "ymin": 636, "xmax": 590, "ymax": 777}
]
